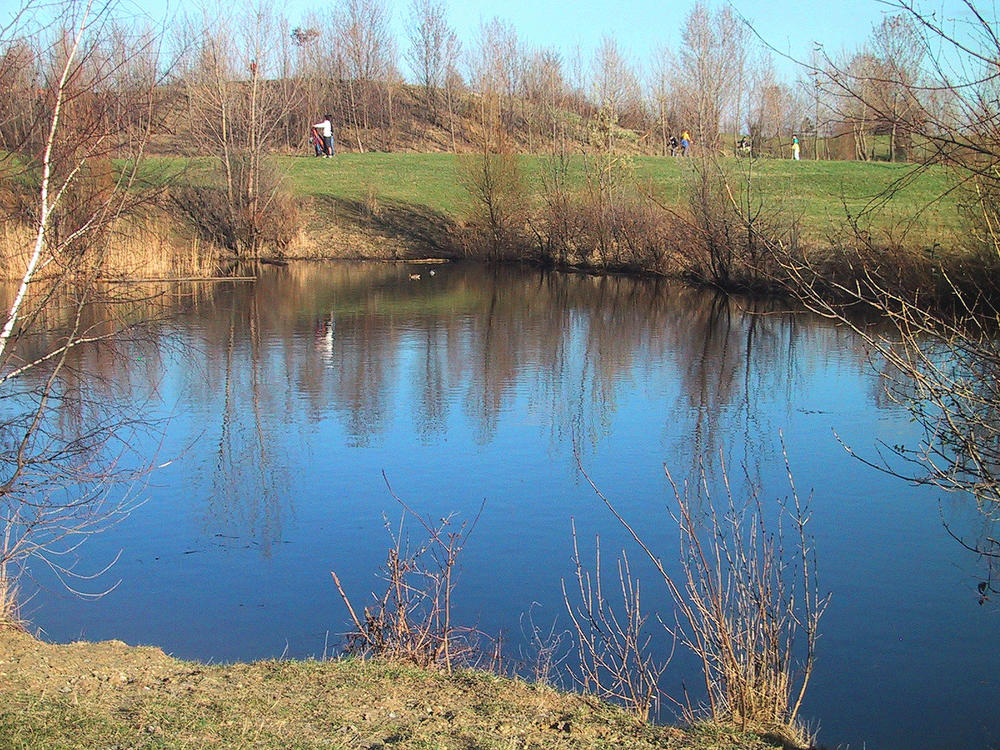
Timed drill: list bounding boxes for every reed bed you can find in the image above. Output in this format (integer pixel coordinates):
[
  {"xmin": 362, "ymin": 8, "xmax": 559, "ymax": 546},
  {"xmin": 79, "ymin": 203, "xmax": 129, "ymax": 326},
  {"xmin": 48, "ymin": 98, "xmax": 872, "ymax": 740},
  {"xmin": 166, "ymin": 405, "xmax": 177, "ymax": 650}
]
[{"xmin": 0, "ymin": 215, "xmax": 224, "ymax": 281}]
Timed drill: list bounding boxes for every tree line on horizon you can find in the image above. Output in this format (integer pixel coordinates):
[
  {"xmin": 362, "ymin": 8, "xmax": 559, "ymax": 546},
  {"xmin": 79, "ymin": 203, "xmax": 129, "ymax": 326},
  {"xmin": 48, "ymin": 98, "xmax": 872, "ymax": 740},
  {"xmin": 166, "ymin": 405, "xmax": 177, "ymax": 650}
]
[{"xmin": 0, "ymin": 0, "xmax": 951, "ymax": 162}]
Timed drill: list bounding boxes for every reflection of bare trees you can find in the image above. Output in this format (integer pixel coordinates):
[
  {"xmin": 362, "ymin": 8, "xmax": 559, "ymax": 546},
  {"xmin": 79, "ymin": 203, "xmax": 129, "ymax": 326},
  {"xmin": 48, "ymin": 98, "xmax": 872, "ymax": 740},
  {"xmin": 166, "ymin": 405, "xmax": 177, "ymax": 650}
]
[
  {"xmin": 176, "ymin": 264, "xmax": 865, "ymax": 466},
  {"xmin": 413, "ymin": 321, "xmax": 449, "ymax": 442},
  {"xmin": 17, "ymin": 263, "xmax": 873, "ymax": 565},
  {"xmin": 208, "ymin": 296, "xmax": 287, "ymax": 557},
  {"xmin": 660, "ymin": 290, "xmax": 866, "ymax": 487}
]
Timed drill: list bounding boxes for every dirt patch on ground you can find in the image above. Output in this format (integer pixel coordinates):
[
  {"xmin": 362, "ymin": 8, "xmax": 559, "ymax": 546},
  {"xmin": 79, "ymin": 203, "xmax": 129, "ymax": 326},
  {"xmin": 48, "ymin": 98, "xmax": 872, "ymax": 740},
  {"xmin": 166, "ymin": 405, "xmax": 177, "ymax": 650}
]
[
  {"xmin": 294, "ymin": 196, "xmax": 464, "ymax": 262},
  {"xmin": 0, "ymin": 629, "xmax": 788, "ymax": 749}
]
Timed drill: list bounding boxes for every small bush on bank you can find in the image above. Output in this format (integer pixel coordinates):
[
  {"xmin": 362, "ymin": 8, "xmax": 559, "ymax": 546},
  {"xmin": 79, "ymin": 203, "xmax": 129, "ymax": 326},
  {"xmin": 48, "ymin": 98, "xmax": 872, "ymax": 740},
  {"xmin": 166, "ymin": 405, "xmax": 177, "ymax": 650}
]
[
  {"xmin": 523, "ymin": 150, "xmax": 685, "ymax": 274},
  {"xmin": 171, "ymin": 156, "xmax": 299, "ymax": 258},
  {"xmin": 458, "ymin": 149, "xmax": 527, "ymax": 261},
  {"xmin": 679, "ymin": 156, "xmax": 802, "ymax": 292},
  {"xmin": 528, "ymin": 185, "xmax": 683, "ymax": 274}
]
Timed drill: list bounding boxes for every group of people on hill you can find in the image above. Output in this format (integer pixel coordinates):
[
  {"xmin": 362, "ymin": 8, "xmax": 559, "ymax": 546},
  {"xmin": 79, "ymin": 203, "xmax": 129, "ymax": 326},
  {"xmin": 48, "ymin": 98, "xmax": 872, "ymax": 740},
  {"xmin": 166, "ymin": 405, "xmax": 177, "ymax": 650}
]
[
  {"xmin": 669, "ymin": 130, "xmax": 692, "ymax": 157},
  {"xmin": 738, "ymin": 134, "xmax": 800, "ymax": 159},
  {"xmin": 311, "ymin": 115, "xmax": 335, "ymax": 157}
]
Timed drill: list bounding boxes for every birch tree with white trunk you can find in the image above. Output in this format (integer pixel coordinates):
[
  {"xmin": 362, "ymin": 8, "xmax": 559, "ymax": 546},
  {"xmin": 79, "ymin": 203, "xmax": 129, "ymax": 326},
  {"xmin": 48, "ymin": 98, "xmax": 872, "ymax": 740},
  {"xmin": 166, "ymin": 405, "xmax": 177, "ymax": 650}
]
[{"xmin": 0, "ymin": 0, "xmax": 166, "ymax": 624}]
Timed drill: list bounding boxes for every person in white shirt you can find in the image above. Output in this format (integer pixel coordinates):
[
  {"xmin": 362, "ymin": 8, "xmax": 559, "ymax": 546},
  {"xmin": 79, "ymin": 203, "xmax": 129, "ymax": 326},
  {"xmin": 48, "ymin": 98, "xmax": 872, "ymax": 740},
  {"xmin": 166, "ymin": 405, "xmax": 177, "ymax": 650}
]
[{"xmin": 313, "ymin": 115, "xmax": 334, "ymax": 157}]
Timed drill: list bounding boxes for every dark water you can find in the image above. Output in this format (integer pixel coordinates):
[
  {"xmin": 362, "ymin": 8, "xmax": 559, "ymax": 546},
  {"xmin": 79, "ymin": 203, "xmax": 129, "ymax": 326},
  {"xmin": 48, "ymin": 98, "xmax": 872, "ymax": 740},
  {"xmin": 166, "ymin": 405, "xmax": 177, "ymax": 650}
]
[{"xmin": 22, "ymin": 262, "xmax": 1000, "ymax": 749}]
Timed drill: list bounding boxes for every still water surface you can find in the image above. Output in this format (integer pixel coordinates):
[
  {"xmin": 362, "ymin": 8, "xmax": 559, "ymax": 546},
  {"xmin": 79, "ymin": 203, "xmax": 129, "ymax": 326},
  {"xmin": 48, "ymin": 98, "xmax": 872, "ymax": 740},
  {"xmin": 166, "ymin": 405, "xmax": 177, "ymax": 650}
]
[{"xmin": 27, "ymin": 262, "xmax": 1000, "ymax": 749}]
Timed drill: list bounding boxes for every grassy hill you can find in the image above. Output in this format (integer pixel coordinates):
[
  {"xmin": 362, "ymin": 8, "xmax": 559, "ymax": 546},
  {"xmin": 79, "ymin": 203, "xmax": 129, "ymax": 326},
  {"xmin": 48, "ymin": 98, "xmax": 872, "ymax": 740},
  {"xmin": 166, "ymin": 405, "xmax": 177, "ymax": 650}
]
[{"xmin": 276, "ymin": 152, "xmax": 964, "ymax": 254}]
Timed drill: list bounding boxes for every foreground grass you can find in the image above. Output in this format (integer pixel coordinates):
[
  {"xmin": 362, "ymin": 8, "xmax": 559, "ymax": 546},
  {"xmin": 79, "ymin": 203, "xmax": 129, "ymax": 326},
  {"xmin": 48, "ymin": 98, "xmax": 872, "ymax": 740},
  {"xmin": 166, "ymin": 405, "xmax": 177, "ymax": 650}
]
[
  {"xmin": 0, "ymin": 629, "xmax": 790, "ymax": 749},
  {"xmin": 275, "ymin": 152, "xmax": 964, "ymax": 249}
]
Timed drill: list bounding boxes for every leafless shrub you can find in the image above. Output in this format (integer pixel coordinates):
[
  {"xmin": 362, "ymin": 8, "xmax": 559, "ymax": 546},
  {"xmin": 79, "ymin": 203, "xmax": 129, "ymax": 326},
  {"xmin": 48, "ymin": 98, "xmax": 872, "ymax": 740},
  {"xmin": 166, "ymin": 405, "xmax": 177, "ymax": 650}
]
[
  {"xmin": 171, "ymin": 157, "xmax": 299, "ymax": 258},
  {"xmin": 577, "ymin": 441, "xmax": 826, "ymax": 743},
  {"xmin": 528, "ymin": 151, "xmax": 683, "ymax": 274},
  {"xmin": 678, "ymin": 155, "xmax": 798, "ymax": 291},
  {"xmin": 526, "ymin": 150, "xmax": 582, "ymax": 267},
  {"xmin": 517, "ymin": 603, "xmax": 572, "ymax": 687},
  {"xmin": 562, "ymin": 520, "xmax": 671, "ymax": 721},
  {"xmin": 458, "ymin": 145, "xmax": 526, "ymax": 261},
  {"xmin": 571, "ymin": 190, "xmax": 679, "ymax": 274},
  {"xmin": 331, "ymin": 475, "xmax": 485, "ymax": 672}
]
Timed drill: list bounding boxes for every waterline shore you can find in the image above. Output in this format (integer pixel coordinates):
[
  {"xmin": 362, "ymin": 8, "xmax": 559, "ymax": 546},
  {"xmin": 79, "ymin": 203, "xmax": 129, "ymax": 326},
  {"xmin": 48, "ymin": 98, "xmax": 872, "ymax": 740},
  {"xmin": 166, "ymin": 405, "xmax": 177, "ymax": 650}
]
[{"xmin": 0, "ymin": 628, "xmax": 795, "ymax": 749}]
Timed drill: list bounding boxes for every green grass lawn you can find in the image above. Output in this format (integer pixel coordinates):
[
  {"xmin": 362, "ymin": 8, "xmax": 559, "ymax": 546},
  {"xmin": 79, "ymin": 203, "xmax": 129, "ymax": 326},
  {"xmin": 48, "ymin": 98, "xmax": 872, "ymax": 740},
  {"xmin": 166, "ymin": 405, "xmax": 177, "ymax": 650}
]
[
  {"xmin": 279, "ymin": 152, "xmax": 471, "ymax": 215},
  {"xmin": 275, "ymin": 152, "xmax": 965, "ymax": 248}
]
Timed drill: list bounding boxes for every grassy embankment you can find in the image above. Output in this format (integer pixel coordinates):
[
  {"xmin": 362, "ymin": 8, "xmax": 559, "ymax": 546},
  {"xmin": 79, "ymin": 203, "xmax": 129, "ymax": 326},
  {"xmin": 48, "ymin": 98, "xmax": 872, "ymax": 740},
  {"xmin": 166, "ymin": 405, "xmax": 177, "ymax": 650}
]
[
  {"xmin": 0, "ymin": 152, "xmax": 965, "ymax": 278},
  {"xmin": 0, "ymin": 628, "xmax": 790, "ymax": 750},
  {"xmin": 277, "ymin": 152, "xmax": 964, "ymax": 259}
]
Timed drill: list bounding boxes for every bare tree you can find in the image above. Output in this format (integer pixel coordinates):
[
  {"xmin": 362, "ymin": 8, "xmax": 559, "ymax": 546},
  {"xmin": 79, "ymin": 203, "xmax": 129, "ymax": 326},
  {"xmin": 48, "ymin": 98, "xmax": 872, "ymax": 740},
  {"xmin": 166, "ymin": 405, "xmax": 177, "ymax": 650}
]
[
  {"xmin": 440, "ymin": 31, "xmax": 463, "ymax": 152},
  {"xmin": 798, "ymin": 49, "xmax": 836, "ymax": 160},
  {"xmin": 176, "ymin": 0, "xmax": 301, "ymax": 256},
  {"xmin": 0, "ymin": 35, "xmax": 40, "ymax": 155},
  {"xmin": 471, "ymin": 17, "xmax": 522, "ymax": 140},
  {"xmin": 288, "ymin": 19, "xmax": 324, "ymax": 150},
  {"xmin": 591, "ymin": 35, "xmax": 640, "ymax": 153},
  {"xmin": 869, "ymin": 14, "xmax": 925, "ymax": 162},
  {"xmin": 459, "ymin": 145, "xmax": 525, "ymax": 261},
  {"xmin": 677, "ymin": 3, "xmax": 746, "ymax": 151},
  {"xmin": 334, "ymin": 0, "xmax": 395, "ymax": 151},
  {"xmin": 0, "ymin": 0, "xmax": 167, "ymax": 625},
  {"xmin": 748, "ymin": 55, "xmax": 802, "ymax": 156},
  {"xmin": 649, "ymin": 44, "xmax": 680, "ymax": 156},
  {"xmin": 818, "ymin": 14, "xmax": 926, "ymax": 162},
  {"xmin": 518, "ymin": 46, "xmax": 565, "ymax": 151},
  {"xmin": 404, "ymin": 0, "xmax": 454, "ymax": 122}
]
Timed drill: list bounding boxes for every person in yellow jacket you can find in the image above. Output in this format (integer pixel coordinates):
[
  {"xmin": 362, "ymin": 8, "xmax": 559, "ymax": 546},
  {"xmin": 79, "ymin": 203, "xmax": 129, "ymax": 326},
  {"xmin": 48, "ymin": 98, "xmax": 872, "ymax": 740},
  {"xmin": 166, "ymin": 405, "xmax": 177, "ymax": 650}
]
[{"xmin": 680, "ymin": 130, "xmax": 691, "ymax": 156}]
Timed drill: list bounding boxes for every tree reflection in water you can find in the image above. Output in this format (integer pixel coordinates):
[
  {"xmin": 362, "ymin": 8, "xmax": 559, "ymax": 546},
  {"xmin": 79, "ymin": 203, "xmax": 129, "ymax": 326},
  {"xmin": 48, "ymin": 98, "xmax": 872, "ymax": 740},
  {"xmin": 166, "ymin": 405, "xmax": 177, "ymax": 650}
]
[{"xmin": 14, "ymin": 262, "xmax": 999, "ymax": 750}]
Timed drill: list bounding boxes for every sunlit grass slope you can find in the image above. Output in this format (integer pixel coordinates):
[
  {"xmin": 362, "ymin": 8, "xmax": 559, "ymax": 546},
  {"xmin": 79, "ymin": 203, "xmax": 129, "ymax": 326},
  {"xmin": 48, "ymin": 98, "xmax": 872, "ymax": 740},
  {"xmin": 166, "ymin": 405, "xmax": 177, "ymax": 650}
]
[{"xmin": 276, "ymin": 152, "xmax": 964, "ymax": 248}]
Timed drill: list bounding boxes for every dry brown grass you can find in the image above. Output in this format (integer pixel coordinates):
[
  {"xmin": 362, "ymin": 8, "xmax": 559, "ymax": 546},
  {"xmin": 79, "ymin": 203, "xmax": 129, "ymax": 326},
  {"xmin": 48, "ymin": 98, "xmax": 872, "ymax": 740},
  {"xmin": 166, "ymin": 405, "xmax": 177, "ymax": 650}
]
[
  {"xmin": 0, "ymin": 222, "xmax": 32, "ymax": 281},
  {"xmin": 0, "ymin": 214, "xmax": 225, "ymax": 281},
  {"xmin": 99, "ymin": 216, "xmax": 221, "ymax": 280},
  {"xmin": 0, "ymin": 628, "xmax": 789, "ymax": 750}
]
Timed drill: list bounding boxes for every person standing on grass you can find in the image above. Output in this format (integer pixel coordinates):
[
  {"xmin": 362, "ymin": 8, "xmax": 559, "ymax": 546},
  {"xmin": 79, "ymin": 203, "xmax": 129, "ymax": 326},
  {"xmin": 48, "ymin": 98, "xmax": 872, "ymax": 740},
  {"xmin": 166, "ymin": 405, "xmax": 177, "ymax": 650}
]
[
  {"xmin": 792, "ymin": 134, "xmax": 800, "ymax": 161},
  {"xmin": 313, "ymin": 114, "xmax": 334, "ymax": 157},
  {"xmin": 681, "ymin": 130, "xmax": 691, "ymax": 156},
  {"xmin": 310, "ymin": 126, "xmax": 323, "ymax": 156}
]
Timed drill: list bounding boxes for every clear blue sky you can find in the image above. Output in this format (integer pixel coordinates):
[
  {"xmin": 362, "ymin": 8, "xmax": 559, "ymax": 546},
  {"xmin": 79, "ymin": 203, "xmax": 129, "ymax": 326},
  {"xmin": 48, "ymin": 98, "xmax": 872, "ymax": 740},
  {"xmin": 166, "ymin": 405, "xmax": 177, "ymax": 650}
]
[
  {"xmin": 449, "ymin": 0, "xmax": 979, "ymax": 79},
  {"xmin": 0, "ymin": 0, "xmax": 979, "ymax": 82}
]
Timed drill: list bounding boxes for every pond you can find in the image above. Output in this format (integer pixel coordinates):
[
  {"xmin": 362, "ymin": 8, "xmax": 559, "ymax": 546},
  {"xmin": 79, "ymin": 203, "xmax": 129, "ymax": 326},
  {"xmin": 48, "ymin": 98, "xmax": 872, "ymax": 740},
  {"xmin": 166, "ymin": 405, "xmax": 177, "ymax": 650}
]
[{"xmin": 21, "ymin": 261, "xmax": 1000, "ymax": 750}]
